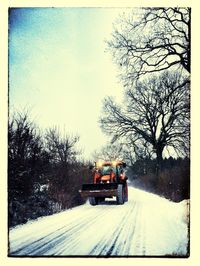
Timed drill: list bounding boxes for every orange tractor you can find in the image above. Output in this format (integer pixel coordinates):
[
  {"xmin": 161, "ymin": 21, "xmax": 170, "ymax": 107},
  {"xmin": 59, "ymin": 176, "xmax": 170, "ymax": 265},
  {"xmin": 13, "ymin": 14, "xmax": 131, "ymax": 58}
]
[{"xmin": 79, "ymin": 161, "xmax": 128, "ymax": 205}]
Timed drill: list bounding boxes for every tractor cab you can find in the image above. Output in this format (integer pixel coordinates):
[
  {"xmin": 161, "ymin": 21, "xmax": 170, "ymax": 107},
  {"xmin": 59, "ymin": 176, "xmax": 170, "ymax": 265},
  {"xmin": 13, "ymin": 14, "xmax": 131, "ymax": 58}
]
[{"xmin": 93, "ymin": 161, "xmax": 126, "ymax": 183}]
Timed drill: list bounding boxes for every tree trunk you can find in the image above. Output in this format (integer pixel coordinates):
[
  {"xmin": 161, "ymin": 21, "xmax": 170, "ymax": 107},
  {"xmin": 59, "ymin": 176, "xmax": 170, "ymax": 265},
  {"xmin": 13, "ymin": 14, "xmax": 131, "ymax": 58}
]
[{"xmin": 155, "ymin": 145, "xmax": 164, "ymax": 177}]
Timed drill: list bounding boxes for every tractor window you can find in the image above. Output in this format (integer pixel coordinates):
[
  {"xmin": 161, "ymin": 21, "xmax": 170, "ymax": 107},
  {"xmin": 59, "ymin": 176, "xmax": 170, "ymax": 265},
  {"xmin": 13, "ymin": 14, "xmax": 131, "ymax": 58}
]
[{"xmin": 100, "ymin": 165, "xmax": 112, "ymax": 175}]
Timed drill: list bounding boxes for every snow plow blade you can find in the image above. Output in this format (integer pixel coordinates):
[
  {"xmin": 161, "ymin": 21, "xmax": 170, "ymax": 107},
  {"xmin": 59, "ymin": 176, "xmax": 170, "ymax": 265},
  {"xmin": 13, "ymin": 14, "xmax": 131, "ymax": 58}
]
[{"xmin": 79, "ymin": 183, "xmax": 118, "ymax": 198}]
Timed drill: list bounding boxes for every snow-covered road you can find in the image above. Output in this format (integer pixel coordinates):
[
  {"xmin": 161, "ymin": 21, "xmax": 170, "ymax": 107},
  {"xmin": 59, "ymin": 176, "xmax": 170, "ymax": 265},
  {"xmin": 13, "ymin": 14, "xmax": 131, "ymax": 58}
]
[{"xmin": 9, "ymin": 186, "xmax": 189, "ymax": 257}]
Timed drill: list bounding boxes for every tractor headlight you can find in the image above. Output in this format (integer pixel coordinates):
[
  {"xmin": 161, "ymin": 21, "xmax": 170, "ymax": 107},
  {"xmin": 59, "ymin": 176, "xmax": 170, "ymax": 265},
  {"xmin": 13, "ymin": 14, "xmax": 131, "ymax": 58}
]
[
  {"xmin": 112, "ymin": 161, "xmax": 117, "ymax": 166},
  {"xmin": 96, "ymin": 161, "xmax": 103, "ymax": 167}
]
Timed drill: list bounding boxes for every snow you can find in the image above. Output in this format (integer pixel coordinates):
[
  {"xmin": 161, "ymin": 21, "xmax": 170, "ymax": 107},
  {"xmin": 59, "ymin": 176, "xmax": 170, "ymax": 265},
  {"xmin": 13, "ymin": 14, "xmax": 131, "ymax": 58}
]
[{"xmin": 9, "ymin": 187, "xmax": 189, "ymax": 256}]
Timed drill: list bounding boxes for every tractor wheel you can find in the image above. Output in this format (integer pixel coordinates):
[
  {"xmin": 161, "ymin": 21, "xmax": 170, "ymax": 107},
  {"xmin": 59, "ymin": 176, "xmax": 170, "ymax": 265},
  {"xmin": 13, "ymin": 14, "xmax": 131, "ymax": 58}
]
[
  {"xmin": 124, "ymin": 182, "xmax": 128, "ymax": 202},
  {"xmin": 117, "ymin": 184, "xmax": 124, "ymax": 205},
  {"xmin": 89, "ymin": 197, "xmax": 98, "ymax": 206}
]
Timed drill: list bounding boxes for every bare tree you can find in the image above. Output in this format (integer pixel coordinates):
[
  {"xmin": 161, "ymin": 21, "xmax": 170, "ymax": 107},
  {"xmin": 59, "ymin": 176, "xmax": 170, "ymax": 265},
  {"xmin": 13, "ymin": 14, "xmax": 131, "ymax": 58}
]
[
  {"xmin": 8, "ymin": 111, "xmax": 52, "ymax": 226},
  {"xmin": 100, "ymin": 71, "xmax": 190, "ymax": 172},
  {"xmin": 92, "ymin": 139, "xmax": 152, "ymax": 170},
  {"xmin": 45, "ymin": 127, "xmax": 81, "ymax": 207},
  {"xmin": 123, "ymin": 137, "xmax": 153, "ymax": 161},
  {"xmin": 45, "ymin": 127, "xmax": 80, "ymax": 165},
  {"xmin": 92, "ymin": 143, "xmax": 125, "ymax": 161},
  {"xmin": 8, "ymin": 114, "xmax": 89, "ymax": 225},
  {"xmin": 8, "ymin": 111, "xmax": 45, "ymax": 198},
  {"xmin": 108, "ymin": 7, "xmax": 190, "ymax": 85}
]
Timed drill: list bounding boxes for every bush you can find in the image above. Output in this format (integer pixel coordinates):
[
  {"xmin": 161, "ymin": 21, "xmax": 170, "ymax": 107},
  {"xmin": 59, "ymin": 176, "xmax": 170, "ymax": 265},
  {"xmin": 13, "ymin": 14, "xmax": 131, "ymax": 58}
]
[
  {"xmin": 130, "ymin": 157, "xmax": 190, "ymax": 202},
  {"xmin": 8, "ymin": 112, "xmax": 91, "ymax": 227}
]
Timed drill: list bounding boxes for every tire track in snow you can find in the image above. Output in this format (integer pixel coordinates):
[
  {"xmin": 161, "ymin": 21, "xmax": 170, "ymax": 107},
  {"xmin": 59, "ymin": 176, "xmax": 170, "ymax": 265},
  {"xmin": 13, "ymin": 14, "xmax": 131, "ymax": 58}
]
[
  {"xmin": 88, "ymin": 201, "xmax": 138, "ymax": 256},
  {"xmin": 131, "ymin": 202, "xmax": 147, "ymax": 255},
  {"xmin": 55, "ymin": 203, "xmax": 128, "ymax": 255},
  {"xmin": 45, "ymin": 206, "xmax": 115, "ymax": 256},
  {"xmin": 109, "ymin": 201, "xmax": 141, "ymax": 255},
  {"xmin": 10, "ymin": 189, "xmax": 142, "ymax": 256},
  {"xmin": 10, "ymin": 205, "xmax": 113, "ymax": 255},
  {"xmin": 10, "ymin": 204, "xmax": 114, "ymax": 256},
  {"xmin": 9, "ymin": 187, "xmax": 189, "ymax": 256},
  {"xmin": 105, "ymin": 203, "xmax": 137, "ymax": 256},
  {"xmin": 9, "ymin": 206, "xmax": 97, "ymax": 252}
]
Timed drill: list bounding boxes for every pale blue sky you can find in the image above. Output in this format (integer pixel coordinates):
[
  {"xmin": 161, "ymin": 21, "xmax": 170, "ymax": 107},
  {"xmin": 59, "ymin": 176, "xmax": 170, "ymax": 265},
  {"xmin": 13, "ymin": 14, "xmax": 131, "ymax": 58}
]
[{"xmin": 9, "ymin": 8, "xmax": 129, "ymax": 159}]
